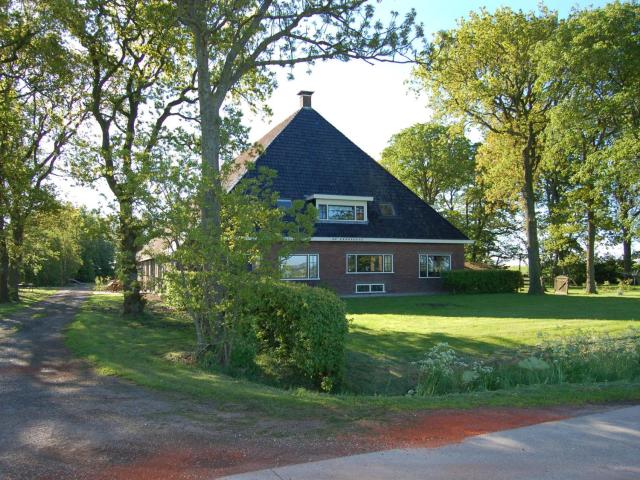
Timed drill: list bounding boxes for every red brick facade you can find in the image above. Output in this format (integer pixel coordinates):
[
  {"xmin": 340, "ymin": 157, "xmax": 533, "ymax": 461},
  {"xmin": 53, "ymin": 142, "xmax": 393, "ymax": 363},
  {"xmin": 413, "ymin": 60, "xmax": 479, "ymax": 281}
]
[{"xmin": 290, "ymin": 241, "xmax": 465, "ymax": 295}]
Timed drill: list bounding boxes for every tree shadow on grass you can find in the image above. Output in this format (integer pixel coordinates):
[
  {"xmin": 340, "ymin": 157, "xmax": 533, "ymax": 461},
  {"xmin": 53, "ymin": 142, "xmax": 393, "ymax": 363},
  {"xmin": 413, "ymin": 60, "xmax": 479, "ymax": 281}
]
[
  {"xmin": 345, "ymin": 327, "xmax": 524, "ymax": 396},
  {"xmin": 345, "ymin": 293, "xmax": 640, "ymax": 321}
]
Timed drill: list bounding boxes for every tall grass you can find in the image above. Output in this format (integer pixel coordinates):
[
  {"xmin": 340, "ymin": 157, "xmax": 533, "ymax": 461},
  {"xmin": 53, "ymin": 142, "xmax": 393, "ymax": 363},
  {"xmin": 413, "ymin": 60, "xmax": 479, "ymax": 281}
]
[{"xmin": 412, "ymin": 329, "xmax": 640, "ymax": 396}]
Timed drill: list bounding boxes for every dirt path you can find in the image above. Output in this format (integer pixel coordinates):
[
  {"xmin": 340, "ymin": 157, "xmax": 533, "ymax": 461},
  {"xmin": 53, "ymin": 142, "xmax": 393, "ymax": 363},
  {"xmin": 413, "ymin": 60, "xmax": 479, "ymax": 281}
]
[{"xmin": 0, "ymin": 289, "xmax": 614, "ymax": 479}]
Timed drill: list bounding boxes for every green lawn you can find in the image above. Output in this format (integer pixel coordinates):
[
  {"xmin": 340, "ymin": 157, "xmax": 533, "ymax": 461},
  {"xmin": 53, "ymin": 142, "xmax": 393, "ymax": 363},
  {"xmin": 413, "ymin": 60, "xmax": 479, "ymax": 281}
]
[
  {"xmin": 345, "ymin": 288, "xmax": 640, "ymax": 394},
  {"xmin": 66, "ymin": 290, "xmax": 640, "ymax": 420},
  {"xmin": 0, "ymin": 288, "xmax": 59, "ymax": 319}
]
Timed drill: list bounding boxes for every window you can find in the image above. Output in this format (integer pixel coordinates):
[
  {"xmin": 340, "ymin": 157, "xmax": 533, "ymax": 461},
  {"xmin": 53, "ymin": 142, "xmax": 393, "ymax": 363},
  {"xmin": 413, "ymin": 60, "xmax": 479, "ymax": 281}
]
[
  {"xmin": 419, "ymin": 254, "xmax": 451, "ymax": 278},
  {"xmin": 276, "ymin": 198, "xmax": 292, "ymax": 209},
  {"xmin": 347, "ymin": 254, "xmax": 393, "ymax": 273},
  {"xmin": 356, "ymin": 283, "xmax": 385, "ymax": 294},
  {"xmin": 281, "ymin": 254, "xmax": 319, "ymax": 280},
  {"xmin": 328, "ymin": 204, "xmax": 355, "ymax": 220},
  {"xmin": 379, "ymin": 203, "xmax": 396, "ymax": 217},
  {"xmin": 316, "ymin": 201, "xmax": 368, "ymax": 222}
]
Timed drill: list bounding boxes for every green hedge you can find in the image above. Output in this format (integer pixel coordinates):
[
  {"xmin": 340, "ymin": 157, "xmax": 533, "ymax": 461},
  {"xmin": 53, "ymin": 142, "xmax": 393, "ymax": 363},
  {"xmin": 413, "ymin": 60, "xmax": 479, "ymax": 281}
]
[
  {"xmin": 247, "ymin": 280, "xmax": 349, "ymax": 392},
  {"xmin": 442, "ymin": 269, "xmax": 523, "ymax": 294}
]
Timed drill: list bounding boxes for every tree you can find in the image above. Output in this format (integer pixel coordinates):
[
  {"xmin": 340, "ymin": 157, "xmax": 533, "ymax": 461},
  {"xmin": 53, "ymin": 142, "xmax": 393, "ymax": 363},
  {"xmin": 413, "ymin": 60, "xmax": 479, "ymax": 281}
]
[
  {"xmin": 380, "ymin": 122, "xmax": 516, "ymax": 263},
  {"xmin": 539, "ymin": 3, "xmax": 640, "ymax": 291},
  {"xmin": 0, "ymin": 0, "xmax": 84, "ymax": 301},
  {"xmin": 381, "ymin": 123, "xmax": 474, "ymax": 207},
  {"xmin": 176, "ymin": 0, "xmax": 421, "ymax": 361},
  {"xmin": 62, "ymin": 0, "xmax": 197, "ymax": 313},
  {"xmin": 416, "ymin": 7, "xmax": 559, "ymax": 294}
]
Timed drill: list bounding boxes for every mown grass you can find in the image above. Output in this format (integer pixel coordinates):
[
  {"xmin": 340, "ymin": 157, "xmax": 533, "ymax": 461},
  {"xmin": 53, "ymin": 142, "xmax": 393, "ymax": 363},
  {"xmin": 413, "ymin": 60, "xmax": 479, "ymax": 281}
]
[
  {"xmin": 66, "ymin": 291, "xmax": 640, "ymax": 420},
  {"xmin": 0, "ymin": 288, "xmax": 59, "ymax": 319},
  {"xmin": 345, "ymin": 288, "xmax": 640, "ymax": 394}
]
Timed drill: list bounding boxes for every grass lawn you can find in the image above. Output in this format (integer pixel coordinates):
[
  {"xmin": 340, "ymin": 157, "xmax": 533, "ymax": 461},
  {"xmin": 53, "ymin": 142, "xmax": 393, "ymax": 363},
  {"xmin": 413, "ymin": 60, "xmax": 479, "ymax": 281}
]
[
  {"xmin": 66, "ymin": 289, "xmax": 640, "ymax": 420},
  {"xmin": 345, "ymin": 288, "xmax": 640, "ymax": 395},
  {"xmin": 0, "ymin": 288, "xmax": 59, "ymax": 319}
]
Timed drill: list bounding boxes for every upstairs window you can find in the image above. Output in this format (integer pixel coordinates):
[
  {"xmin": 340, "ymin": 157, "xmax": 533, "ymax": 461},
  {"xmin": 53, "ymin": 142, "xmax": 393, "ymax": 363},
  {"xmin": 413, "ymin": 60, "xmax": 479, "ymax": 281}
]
[
  {"xmin": 309, "ymin": 194, "xmax": 372, "ymax": 223},
  {"xmin": 318, "ymin": 204, "xmax": 365, "ymax": 221},
  {"xmin": 281, "ymin": 254, "xmax": 319, "ymax": 280},
  {"xmin": 419, "ymin": 254, "xmax": 451, "ymax": 278},
  {"xmin": 347, "ymin": 254, "xmax": 393, "ymax": 273}
]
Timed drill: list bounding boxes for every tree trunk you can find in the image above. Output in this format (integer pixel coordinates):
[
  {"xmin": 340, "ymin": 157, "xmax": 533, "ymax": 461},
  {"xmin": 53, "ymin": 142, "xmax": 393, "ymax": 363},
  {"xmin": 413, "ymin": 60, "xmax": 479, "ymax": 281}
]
[
  {"xmin": 118, "ymin": 201, "xmax": 144, "ymax": 315},
  {"xmin": 522, "ymin": 147, "xmax": 543, "ymax": 295},
  {"xmin": 8, "ymin": 220, "xmax": 24, "ymax": 302},
  {"xmin": 0, "ymin": 216, "xmax": 9, "ymax": 303},
  {"xmin": 622, "ymin": 228, "xmax": 632, "ymax": 275},
  {"xmin": 191, "ymin": 12, "xmax": 228, "ymax": 363},
  {"xmin": 585, "ymin": 209, "xmax": 597, "ymax": 294}
]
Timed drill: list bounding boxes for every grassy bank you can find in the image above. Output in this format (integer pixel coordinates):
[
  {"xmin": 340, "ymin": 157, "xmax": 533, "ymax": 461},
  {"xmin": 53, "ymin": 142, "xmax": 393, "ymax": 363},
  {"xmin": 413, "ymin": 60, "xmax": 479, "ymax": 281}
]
[{"xmin": 66, "ymin": 292, "xmax": 640, "ymax": 420}]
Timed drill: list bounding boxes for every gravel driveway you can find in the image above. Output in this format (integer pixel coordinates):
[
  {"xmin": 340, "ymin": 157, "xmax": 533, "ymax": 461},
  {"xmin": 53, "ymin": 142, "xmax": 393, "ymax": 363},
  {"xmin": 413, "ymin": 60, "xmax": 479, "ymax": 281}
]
[{"xmin": 0, "ymin": 288, "xmax": 332, "ymax": 479}]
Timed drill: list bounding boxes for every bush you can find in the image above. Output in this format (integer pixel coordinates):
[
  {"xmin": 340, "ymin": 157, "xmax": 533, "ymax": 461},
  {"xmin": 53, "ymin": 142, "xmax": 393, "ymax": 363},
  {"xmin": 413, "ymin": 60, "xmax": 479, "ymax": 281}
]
[
  {"xmin": 246, "ymin": 280, "xmax": 349, "ymax": 392},
  {"xmin": 442, "ymin": 269, "xmax": 523, "ymax": 294}
]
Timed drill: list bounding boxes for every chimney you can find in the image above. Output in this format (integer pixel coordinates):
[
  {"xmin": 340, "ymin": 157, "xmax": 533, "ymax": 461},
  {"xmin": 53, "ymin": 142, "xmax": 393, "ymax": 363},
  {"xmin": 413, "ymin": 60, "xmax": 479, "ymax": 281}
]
[{"xmin": 298, "ymin": 90, "xmax": 314, "ymax": 108}]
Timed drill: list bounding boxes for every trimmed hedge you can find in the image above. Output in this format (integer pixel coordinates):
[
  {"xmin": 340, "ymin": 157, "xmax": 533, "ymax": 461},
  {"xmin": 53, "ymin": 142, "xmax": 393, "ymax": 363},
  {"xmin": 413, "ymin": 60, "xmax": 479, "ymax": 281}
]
[
  {"xmin": 248, "ymin": 280, "xmax": 349, "ymax": 392},
  {"xmin": 442, "ymin": 269, "xmax": 523, "ymax": 294}
]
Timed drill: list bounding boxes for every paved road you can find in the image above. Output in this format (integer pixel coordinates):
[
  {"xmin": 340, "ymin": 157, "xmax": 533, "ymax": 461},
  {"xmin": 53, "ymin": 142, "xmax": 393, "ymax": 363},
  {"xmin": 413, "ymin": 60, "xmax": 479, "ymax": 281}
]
[{"xmin": 224, "ymin": 405, "xmax": 640, "ymax": 480}]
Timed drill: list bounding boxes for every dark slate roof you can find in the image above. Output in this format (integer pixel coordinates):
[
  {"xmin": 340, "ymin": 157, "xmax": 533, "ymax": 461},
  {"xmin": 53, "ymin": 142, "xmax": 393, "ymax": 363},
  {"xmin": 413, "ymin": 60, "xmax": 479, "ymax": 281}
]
[{"xmin": 231, "ymin": 107, "xmax": 469, "ymax": 241}]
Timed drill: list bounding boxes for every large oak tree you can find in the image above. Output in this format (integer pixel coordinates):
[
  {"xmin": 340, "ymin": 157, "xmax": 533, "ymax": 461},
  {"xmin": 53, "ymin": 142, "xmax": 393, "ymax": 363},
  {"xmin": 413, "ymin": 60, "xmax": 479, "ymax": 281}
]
[{"xmin": 416, "ymin": 7, "xmax": 559, "ymax": 294}]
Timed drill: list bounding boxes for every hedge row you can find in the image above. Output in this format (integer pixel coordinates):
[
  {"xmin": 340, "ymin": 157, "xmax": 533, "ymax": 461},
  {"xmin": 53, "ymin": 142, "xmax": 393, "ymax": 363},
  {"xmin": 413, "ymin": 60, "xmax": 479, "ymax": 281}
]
[
  {"xmin": 442, "ymin": 269, "xmax": 523, "ymax": 294},
  {"xmin": 247, "ymin": 280, "xmax": 349, "ymax": 392}
]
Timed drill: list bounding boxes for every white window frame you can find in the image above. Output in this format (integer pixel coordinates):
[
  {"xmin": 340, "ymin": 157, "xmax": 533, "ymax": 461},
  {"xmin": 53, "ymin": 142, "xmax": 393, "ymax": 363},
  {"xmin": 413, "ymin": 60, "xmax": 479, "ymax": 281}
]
[
  {"xmin": 346, "ymin": 254, "xmax": 394, "ymax": 274},
  {"xmin": 418, "ymin": 253, "xmax": 452, "ymax": 278},
  {"xmin": 281, "ymin": 254, "xmax": 320, "ymax": 281},
  {"xmin": 317, "ymin": 200, "xmax": 368, "ymax": 222},
  {"xmin": 355, "ymin": 283, "xmax": 386, "ymax": 294},
  {"xmin": 308, "ymin": 194, "xmax": 372, "ymax": 224}
]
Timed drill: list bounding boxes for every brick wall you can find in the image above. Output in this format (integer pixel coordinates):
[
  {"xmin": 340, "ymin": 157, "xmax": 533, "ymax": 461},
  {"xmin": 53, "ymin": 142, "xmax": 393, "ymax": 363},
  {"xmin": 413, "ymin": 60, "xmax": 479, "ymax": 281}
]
[{"xmin": 291, "ymin": 241, "xmax": 465, "ymax": 295}]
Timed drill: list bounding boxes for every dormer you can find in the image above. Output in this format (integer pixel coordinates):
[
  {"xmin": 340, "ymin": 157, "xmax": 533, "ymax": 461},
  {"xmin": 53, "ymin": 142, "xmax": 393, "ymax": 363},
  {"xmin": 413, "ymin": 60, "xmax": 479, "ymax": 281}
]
[{"xmin": 306, "ymin": 194, "xmax": 373, "ymax": 223}]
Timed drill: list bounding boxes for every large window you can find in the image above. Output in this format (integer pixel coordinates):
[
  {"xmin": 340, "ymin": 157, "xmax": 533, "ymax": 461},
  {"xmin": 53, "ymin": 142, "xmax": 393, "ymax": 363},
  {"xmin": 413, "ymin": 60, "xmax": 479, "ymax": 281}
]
[
  {"xmin": 419, "ymin": 254, "xmax": 451, "ymax": 278},
  {"xmin": 318, "ymin": 204, "xmax": 365, "ymax": 221},
  {"xmin": 347, "ymin": 254, "xmax": 393, "ymax": 273},
  {"xmin": 281, "ymin": 254, "xmax": 319, "ymax": 280}
]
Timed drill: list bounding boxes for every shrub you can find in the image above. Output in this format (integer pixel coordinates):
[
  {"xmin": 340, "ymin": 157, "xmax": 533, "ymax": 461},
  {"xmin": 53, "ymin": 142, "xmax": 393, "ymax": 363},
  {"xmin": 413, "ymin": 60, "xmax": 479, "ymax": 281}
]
[
  {"xmin": 413, "ymin": 343, "xmax": 494, "ymax": 395},
  {"xmin": 246, "ymin": 280, "xmax": 349, "ymax": 392},
  {"xmin": 442, "ymin": 269, "xmax": 523, "ymax": 294}
]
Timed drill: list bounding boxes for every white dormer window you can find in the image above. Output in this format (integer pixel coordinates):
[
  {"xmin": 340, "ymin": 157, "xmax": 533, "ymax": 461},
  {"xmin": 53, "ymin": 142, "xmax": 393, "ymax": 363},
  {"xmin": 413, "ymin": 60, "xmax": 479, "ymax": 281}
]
[{"xmin": 307, "ymin": 194, "xmax": 372, "ymax": 223}]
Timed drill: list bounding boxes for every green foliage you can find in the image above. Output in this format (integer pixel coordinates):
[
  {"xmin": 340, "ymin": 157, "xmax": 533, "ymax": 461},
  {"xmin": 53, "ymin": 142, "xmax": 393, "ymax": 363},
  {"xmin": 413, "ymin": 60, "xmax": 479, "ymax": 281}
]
[
  {"xmin": 158, "ymin": 162, "xmax": 317, "ymax": 365},
  {"xmin": 442, "ymin": 269, "xmax": 523, "ymax": 294},
  {"xmin": 380, "ymin": 123, "xmax": 475, "ymax": 206},
  {"xmin": 413, "ymin": 330, "xmax": 640, "ymax": 397},
  {"xmin": 247, "ymin": 280, "xmax": 349, "ymax": 392},
  {"xmin": 19, "ymin": 205, "xmax": 115, "ymax": 286}
]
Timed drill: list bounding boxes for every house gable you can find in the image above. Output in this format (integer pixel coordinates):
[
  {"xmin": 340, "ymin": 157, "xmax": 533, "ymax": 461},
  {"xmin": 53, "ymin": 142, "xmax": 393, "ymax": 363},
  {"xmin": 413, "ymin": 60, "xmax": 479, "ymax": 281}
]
[{"xmin": 231, "ymin": 101, "xmax": 469, "ymax": 243}]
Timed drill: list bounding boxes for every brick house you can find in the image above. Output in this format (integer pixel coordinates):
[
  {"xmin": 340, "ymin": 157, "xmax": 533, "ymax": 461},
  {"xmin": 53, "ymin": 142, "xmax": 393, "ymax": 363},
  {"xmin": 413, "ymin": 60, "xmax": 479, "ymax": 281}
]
[{"xmin": 228, "ymin": 91, "xmax": 472, "ymax": 295}]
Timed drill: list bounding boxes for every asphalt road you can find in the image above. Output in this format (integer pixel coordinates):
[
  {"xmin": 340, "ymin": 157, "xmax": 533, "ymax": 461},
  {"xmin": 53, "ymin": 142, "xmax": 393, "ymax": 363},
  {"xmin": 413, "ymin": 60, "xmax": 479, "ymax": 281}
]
[{"xmin": 224, "ymin": 405, "xmax": 640, "ymax": 480}]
